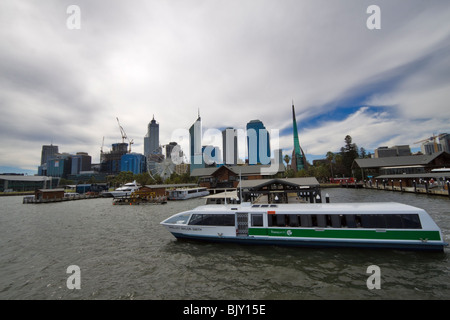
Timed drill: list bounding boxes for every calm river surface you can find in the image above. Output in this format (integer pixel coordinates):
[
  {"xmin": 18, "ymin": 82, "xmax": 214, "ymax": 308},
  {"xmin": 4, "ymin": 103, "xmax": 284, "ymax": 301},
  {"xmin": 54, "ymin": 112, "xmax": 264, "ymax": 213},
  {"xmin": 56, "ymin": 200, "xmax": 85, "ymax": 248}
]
[{"xmin": 0, "ymin": 188, "xmax": 449, "ymax": 300}]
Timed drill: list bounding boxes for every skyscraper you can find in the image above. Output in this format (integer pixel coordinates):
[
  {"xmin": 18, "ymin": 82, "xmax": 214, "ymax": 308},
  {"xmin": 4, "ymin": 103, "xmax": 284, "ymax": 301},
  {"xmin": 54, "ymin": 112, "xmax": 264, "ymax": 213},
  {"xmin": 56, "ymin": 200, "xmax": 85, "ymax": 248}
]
[
  {"xmin": 144, "ymin": 115, "xmax": 160, "ymax": 157},
  {"xmin": 189, "ymin": 111, "xmax": 204, "ymax": 173},
  {"xmin": 222, "ymin": 127, "xmax": 238, "ymax": 165},
  {"xmin": 291, "ymin": 103, "xmax": 306, "ymax": 171},
  {"xmin": 246, "ymin": 120, "xmax": 270, "ymax": 165},
  {"xmin": 41, "ymin": 144, "xmax": 59, "ymax": 165}
]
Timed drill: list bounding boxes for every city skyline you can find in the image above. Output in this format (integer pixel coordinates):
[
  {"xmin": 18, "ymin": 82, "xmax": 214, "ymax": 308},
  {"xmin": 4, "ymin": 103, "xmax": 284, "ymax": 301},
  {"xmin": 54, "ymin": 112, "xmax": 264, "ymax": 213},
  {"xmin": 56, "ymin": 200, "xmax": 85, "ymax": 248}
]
[{"xmin": 1, "ymin": 1, "xmax": 450, "ymax": 175}]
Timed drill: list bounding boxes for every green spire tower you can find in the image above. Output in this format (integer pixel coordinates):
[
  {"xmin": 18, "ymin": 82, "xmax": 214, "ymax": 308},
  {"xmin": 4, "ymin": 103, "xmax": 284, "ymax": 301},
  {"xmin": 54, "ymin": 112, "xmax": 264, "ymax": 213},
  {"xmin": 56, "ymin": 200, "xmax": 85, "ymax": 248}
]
[{"xmin": 291, "ymin": 102, "xmax": 306, "ymax": 171}]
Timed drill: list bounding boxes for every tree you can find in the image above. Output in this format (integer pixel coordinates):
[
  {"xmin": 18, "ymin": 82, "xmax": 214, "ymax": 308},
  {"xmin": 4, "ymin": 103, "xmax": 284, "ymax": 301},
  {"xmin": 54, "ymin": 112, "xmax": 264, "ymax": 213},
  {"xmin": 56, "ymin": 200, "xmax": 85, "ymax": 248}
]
[
  {"xmin": 114, "ymin": 171, "xmax": 134, "ymax": 187},
  {"xmin": 326, "ymin": 151, "xmax": 335, "ymax": 178},
  {"xmin": 284, "ymin": 154, "xmax": 291, "ymax": 170},
  {"xmin": 359, "ymin": 147, "xmax": 367, "ymax": 158},
  {"xmin": 341, "ymin": 135, "xmax": 359, "ymax": 177}
]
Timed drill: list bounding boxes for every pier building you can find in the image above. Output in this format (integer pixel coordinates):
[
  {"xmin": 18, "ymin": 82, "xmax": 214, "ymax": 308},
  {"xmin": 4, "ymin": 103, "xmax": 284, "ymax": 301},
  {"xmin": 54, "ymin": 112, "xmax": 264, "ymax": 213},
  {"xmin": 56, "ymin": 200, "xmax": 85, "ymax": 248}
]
[
  {"xmin": 0, "ymin": 174, "xmax": 58, "ymax": 192},
  {"xmin": 353, "ymin": 151, "xmax": 450, "ymax": 192},
  {"xmin": 192, "ymin": 164, "xmax": 285, "ymax": 189},
  {"xmin": 238, "ymin": 177, "xmax": 320, "ymax": 204}
]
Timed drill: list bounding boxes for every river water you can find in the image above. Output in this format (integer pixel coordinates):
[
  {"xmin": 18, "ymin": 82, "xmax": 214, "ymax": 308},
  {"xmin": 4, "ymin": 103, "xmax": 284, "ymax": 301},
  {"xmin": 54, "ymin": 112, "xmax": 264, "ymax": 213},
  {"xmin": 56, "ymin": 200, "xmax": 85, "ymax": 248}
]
[{"xmin": 0, "ymin": 188, "xmax": 449, "ymax": 300}]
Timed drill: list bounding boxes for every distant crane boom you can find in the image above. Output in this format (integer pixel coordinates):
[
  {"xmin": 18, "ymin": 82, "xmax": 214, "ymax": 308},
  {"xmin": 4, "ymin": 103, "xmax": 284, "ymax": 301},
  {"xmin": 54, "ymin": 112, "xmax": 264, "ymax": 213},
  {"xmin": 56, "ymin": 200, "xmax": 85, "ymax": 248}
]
[
  {"xmin": 116, "ymin": 117, "xmax": 133, "ymax": 153},
  {"xmin": 414, "ymin": 133, "xmax": 445, "ymax": 153},
  {"xmin": 116, "ymin": 117, "xmax": 127, "ymax": 144}
]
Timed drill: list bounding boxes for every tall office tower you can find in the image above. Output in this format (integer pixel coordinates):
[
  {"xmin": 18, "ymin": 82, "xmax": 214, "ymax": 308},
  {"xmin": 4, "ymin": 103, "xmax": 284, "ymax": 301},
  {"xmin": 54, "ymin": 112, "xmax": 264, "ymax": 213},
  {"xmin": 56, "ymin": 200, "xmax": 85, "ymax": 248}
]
[
  {"xmin": 246, "ymin": 120, "xmax": 270, "ymax": 165},
  {"xmin": 144, "ymin": 115, "xmax": 160, "ymax": 157},
  {"xmin": 71, "ymin": 152, "xmax": 92, "ymax": 175},
  {"xmin": 41, "ymin": 144, "xmax": 59, "ymax": 165},
  {"xmin": 439, "ymin": 133, "xmax": 450, "ymax": 153},
  {"xmin": 291, "ymin": 103, "xmax": 306, "ymax": 172},
  {"xmin": 222, "ymin": 127, "xmax": 238, "ymax": 166},
  {"xmin": 189, "ymin": 111, "xmax": 204, "ymax": 173}
]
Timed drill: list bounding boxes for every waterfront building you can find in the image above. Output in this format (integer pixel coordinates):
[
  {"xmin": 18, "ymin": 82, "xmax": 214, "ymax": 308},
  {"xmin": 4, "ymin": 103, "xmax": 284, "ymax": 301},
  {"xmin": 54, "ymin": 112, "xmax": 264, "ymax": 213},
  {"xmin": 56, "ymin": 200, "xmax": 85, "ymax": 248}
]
[
  {"xmin": 238, "ymin": 177, "xmax": 320, "ymax": 203},
  {"xmin": 71, "ymin": 152, "xmax": 92, "ymax": 175},
  {"xmin": 192, "ymin": 164, "xmax": 285, "ymax": 189},
  {"xmin": 353, "ymin": 151, "xmax": 450, "ymax": 179},
  {"xmin": 189, "ymin": 112, "xmax": 204, "ymax": 173},
  {"xmin": 120, "ymin": 153, "xmax": 146, "ymax": 174},
  {"xmin": 0, "ymin": 174, "xmax": 58, "ymax": 192},
  {"xmin": 47, "ymin": 153, "xmax": 72, "ymax": 178},
  {"xmin": 246, "ymin": 120, "xmax": 270, "ymax": 165},
  {"xmin": 291, "ymin": 103, "xmax": 307, "ymax": 172},
  {"xmin": 222, "ymin": 128, "xmax": 238, "ymax": 166}
]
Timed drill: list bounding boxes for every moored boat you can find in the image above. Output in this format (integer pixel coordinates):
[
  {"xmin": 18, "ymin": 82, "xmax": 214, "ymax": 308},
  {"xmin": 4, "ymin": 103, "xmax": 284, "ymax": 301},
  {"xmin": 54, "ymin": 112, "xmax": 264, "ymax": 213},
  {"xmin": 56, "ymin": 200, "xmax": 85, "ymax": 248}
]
[
  {"xmin": 160, "ymin": 202, "xmax": 448, "ymax": 251},
  {"xmin": 167, "ymin": 187, "xmax": 210, "ymax": 200},
  {"xmin": 105, "ymin": 181, "xmax": 140, "ymax": 198}
]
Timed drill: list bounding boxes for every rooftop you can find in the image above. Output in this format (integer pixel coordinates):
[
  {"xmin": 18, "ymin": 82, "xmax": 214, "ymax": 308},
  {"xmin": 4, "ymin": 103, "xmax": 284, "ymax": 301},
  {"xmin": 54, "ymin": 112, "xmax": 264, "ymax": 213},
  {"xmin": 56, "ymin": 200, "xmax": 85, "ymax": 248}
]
[{"xmin": 353, "ymin": 151, "xmax": 449, "ymax": 169}]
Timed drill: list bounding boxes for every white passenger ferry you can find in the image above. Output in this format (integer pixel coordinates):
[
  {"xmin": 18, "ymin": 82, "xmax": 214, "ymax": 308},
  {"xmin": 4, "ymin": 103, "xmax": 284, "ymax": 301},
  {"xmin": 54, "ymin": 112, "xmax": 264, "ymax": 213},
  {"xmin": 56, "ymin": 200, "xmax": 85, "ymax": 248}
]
[
  {"xmin": 167, "ymin": 187, "xmax": 210, "ymax": 200},
  {"xmin": 161, "ymin": 202, "xmax": 448, "ymax": 251}
]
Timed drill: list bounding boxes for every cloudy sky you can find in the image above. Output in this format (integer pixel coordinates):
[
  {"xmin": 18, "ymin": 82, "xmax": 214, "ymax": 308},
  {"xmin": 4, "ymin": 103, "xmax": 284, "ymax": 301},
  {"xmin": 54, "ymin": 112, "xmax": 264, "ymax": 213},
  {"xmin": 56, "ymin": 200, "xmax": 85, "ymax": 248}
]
[{"xmin": 1, "ymin": 0, "xmax": 450, "ymax": 174}]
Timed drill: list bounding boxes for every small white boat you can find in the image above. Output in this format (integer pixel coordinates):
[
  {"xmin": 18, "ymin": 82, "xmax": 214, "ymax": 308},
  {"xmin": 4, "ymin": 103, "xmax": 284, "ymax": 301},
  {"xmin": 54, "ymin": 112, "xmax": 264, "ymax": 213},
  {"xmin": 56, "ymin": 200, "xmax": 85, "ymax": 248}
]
[
  {"xmin": 161, "ymin": 202, "xmax": 448, "ymax": 252},
  {"xmin": 167, "ymin": 187, "xmax": 210, "ymax": 200},
  {"xmin": 107, "ymin": 181, "xmax": 140, "ymax": 198}
]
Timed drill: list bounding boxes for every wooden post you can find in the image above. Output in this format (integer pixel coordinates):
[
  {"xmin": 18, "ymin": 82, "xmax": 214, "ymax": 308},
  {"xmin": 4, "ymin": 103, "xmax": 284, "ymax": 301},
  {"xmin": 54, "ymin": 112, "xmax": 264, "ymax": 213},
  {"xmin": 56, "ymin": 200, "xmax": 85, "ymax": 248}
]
[{"xmin": 447, "ymin": 181, "xmax": 450, "ymax": 198}]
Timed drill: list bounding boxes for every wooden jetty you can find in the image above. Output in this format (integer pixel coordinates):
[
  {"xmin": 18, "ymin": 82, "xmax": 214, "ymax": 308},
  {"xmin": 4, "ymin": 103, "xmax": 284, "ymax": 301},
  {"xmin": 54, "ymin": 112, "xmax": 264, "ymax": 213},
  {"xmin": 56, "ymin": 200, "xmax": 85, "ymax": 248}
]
[
  {"xmin": 112, "ymin": 188, "xmax": 167, "ymax": 205},
  {"xmin": 23, "ymin": 189, "xmax": 101, "ymax": 204}
]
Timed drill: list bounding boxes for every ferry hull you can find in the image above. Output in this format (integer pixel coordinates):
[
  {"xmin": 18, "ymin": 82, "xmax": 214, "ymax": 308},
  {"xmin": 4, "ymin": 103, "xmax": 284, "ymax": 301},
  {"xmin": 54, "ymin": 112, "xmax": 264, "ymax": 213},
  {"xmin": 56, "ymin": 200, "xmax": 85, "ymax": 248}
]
[{"xmin": 169, "ymin": 232, "xmax": 446, "ymax": 252}]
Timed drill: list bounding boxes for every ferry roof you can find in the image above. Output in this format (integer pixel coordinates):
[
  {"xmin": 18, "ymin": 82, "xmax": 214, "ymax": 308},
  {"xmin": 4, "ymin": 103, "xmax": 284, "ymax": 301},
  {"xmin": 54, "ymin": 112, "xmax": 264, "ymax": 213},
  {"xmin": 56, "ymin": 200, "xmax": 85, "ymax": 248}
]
[{"xmin": 192, "ymin": 202, "xmax": 425, "ymax": 214}]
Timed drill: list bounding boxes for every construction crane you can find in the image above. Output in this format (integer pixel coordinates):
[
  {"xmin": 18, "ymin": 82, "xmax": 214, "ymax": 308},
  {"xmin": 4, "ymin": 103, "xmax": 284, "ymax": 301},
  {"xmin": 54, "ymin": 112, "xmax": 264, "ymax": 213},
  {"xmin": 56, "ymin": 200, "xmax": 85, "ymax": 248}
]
[
  {"xmin": 414, "ymin": 133, "xmax": 445, "ymax": 153},
  {"xmin": 116, "ymin": 117, "xmax": 134, "ymax": 153}
]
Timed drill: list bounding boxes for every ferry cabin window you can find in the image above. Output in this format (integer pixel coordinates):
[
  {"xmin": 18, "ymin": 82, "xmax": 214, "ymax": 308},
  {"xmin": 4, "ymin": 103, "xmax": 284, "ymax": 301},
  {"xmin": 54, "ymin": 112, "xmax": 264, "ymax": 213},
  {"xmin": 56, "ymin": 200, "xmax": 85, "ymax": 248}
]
[
  {"xmin": 251, "ymin": 214, "xmax": 263, "ymax": 227},
  {"xmin": 266, "ymin": 214, "xmax": 421, "ymax": 229},
  {"xmin": 359, "ymin": 214, "xmax": 421, "ymax": 229},
  {"xmin": 164, "ymin": 213, "xmax": 191, "ymax": 224},
  {"xmin": 188, "ymin": 214, "xmax": 235, "ymax": 226},
  {"xmin": 401, "ymin": 214, "xmax": 422, "ymax": 229}
]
